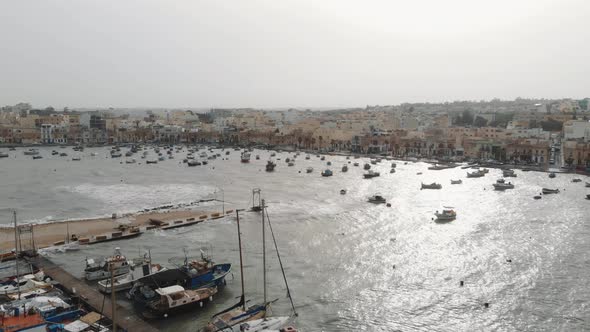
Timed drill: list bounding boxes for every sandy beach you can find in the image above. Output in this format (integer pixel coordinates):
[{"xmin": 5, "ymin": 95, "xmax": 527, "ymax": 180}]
[{"xmin": 0, "ymin": 209, "xmax": 224, "ymax": 251}]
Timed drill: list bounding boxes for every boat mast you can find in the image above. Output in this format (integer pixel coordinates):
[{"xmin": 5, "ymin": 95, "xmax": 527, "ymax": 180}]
[
  {"xmin": 262, "ymin": 199, "xmax": 267, "ymax": 306},
  {"xmin": 235, "ymin": 209, "xmax": 246, "ymax": 311},
  {"xmin": 13, "ymin": 211, "xmax": 21, "ymax": 300},
  {"xmin": 110, "ymin": 262, "xmax": 117, "ymax": 332}
]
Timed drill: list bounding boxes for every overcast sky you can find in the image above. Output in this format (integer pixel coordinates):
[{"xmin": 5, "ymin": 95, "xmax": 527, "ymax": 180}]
[{"xmin": 1, "ymin": 0, "xmax": 589, "ymax": 109}]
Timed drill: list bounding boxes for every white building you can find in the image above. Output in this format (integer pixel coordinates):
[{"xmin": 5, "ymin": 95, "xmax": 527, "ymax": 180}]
[
  {"xmin": 563, "ymin": 120, "xmax": 590, "ymax": 141},
  {"xmin": 40, "ymin": 124, "xmax": 54, "ymax": 144}
]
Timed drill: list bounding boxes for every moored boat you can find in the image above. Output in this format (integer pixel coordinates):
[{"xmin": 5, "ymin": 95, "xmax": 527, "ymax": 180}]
[
  {"xmin": 368, "ymin": 194, "xmax": 386, "ymax": 204},
  {"xmin": 434, "ymin": 208, "xmax": 456, "ymax": 222},
  {"xmin": 421, "ymin": 182, "xmax": 442, "ymax": 190},
  {"xmin": 450, "ymin": 179, "xmax": 462, "ymax": 184},
  {"xmin": 341, "ymin": 165, "xmax": 348, "ymax": 172},
  {"xmin": 143, "ymin": 285, "xmax": 217, "ymax": 318},
  {"xmin": 84, "ymin": 248, "xmax": 130, "ymax": 281},
  {"xmin": 549, "ymin": 172, "xmax": 556, "ymax": 178},
  {"xmin": 363, "ymin": 170, "xmax": 380, "ymax": 179},
  {"xmin": 241, "ymin": 151, "xmax": 251, "ymax": 163},
  {"xmin": 265, "ymin": 160, "xmax": 276, "ymax": 172},
  {"xmin": 542, "ymin": 188, "xmax": 559, "ymax": 194},
  {"xmin": 306, "ymin": 167, "xmax": 313, "ymax": 173},
  {"xmin": 321, "ymin": 169, "xmax": 333, "ymax": 177}
]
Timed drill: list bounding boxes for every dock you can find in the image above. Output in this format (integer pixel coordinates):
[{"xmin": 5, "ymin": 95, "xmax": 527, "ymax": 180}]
[{"xmin": 27, "ymin": 256, "xmax": 159, "ymax": 332}]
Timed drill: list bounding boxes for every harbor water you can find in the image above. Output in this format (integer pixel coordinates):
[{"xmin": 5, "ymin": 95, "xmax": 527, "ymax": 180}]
[{"xmin": 1, "ymin": 146, "xmax": 589, "ymax": 331}]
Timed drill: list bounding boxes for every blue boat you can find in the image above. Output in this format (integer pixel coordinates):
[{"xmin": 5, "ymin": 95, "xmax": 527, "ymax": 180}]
[{"xmin": 321, "ymin": 169, "xmax": 333, "ymax": 177}]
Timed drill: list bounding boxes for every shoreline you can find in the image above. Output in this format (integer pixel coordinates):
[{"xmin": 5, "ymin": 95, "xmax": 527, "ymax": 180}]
[{"xmin": 0, "ymin": 208, "xmax": 226, "ymax": 251}]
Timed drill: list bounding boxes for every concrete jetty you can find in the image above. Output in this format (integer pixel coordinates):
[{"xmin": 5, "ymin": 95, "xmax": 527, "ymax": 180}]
[{"xmin": 27, "ymin": 256, "xmax": 159, "ymax": 332}]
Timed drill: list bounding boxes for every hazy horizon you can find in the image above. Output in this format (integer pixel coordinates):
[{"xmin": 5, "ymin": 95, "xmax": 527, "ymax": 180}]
[{"xmin": 2, "ymin": 0, "xmax": 589, "ymax": 109}]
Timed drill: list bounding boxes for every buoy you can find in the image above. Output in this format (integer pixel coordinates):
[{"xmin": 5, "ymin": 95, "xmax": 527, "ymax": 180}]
[
  {"xmin": 460, "ymin": 281, "xmax": 464, "ymax": 287},
  {"xmin": 164, "ymin": 313, "xmax": 168, "ymax": 318}
]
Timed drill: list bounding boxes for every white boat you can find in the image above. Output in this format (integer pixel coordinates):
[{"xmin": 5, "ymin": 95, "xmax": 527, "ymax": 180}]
[
  {"xmin": 97, "ymin": 263, "xmax": 167, "ymax": 294},
  {"xmin": 450, "ymin": 179, "xmax": 462, "ymax": 184},
  {"xmin": 502, "ymin": 169, "xmax": 516, "ymax": 177},
  {"xmin": 85, "ymin": 248, "xmax": 131, "ymax": 281},
  {"xmin": 235, "ymin": 316, "xmax": 291, "ymax": 332},
  {"xmin": 467, "ymin": 170, "xmax": 485, "ymax": 178},
  {"xmin": 144, "ymin": 285, "xmax": 217, "ymax": 318},
  {"xmin": 241, "ymin": 151, "xmax": 251, "ymax": 163},
  {"xmin": 434, "ymin": 208, "xmax": 457, "ymax": 222},
  {"xmin": 493, "ymin": 182, "xmax": 514, "ymax": 190},
  {"xmin": 23, "ymin": 148, "xmax": 39, "ymax": 155},
  {"xmin": 0, "ymin": 272, "xmax": 51, "ymax": 296},
  {"xmin": 542, "ymin": 188, "xmax": 560, "ymax": 194}
]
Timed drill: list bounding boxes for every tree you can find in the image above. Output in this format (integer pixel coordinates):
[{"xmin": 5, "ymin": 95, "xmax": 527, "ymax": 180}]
[
  {"xmin": 474, "ymin": 116, "xmax": 488, "ymax": 127},
  {"xmin": 541, "ymin": 118, "xmax": 563, "ymax": 132},
  {"xmin": 461, "ymin": 109, "xmax": 474, "ymax": 125}
]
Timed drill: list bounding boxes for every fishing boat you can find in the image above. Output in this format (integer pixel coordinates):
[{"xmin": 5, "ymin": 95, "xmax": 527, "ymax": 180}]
[
  {"xmin": 23, "ymin": 148, "xmax": 39, "ymax": 155},
  {"xmin": 586, "ymin": 182, "xmax": 590, "ymax": 188},
  {"xmin": 126, "ymin": 158, "xmax": 137, "ymax": 164},
  {"xmin": 391, "ymin": 162, "xmax": 397, "ymax": 168},
  {"xmin": 188, "ymin": 160, "xmax": 202, "ymax": 166},
  {"xmin": 467, "ymin": 170, "xmax": 485, "ymax": 178},
  {"xmin": 549, "ymin": 172, "xmax": 556, "ymax": 178},
  {"xmin": 146, "ymin": 159, "xmax": 158, "ymax": 164},
  {"xmin": 320, "ymin": 156, "xmax": 325, "ymax": 161},
  {"xmin": 434, "ymin": 208, "xmax": 457, "ymax": 222},
  {"xmin": 321, "ymin": 169, "xmax": 333, "ymax": 177},
  {"xmin": 389, "ymin": 168, "xmax": 395, "ymax": 173},
  {"xmin": 368, "ymin": 194, "xmax": 386, "ymax": 204},
  {"xmin": 59, "ymin": 152, "xmax": 68, "ymax": 157},
  {"xmin": 341, "ymin": 165, "xmax": 348, "ymax": 172},
  {"xmin": 288, "ymin": 161, "xmax": 295, "ymax": 167},
  {"xmin": 363, "ymin": 170, "xmax": 380, "ymax": 179},
  {"xmin": 201, "ymin": 202, "xmax": 296, "ymax": 332},
  {"xmin": 450, "ymin": 179, "xmax": 462, "ymax": 184},
  {"xmin": 306, "ymin": 167, "xmax": 313, "ymax": 173},
  {"xmin": 326, "ymin": 161, "xmax": 332, "ymax": 166},
  {"xmin": 340, "ymin": 189, "xmax": 346, "ymax": 195},
  {"xmin": 142, "ymin": 285, "xmax": 217, "ymax": 318},
  {"xmin": 542, "ymin": 188, "xmax": 560, "ymax": 194},
  {"xmin": 421, "ymin": 182, "xmax": 442, "ymax": 190},
  {"xmin": 98, "ymin": 256, "xmax": 167, "ymax": 294},
  {"xmin": 241, "ymin": 151, "xmax": 251, "ymax": 163},
  {"xmin": 256, "ymin": 155, "xmax": 260, "ymax": 160},
  {"xmin": 502, "ymin": 169, "xmax": 516, "ymax": 177},
  {"xmin": 572, "ymin": 178, "xmax": 582, "ymax": 183},
  {"xmin": 353, "ymin": 162, "xmax": 359, "ymax": 166},
  {"xmin": 72, "ymin": 157, "xmax": 81, "ymax": 161},
  {"xmin": 305, "ymin": 155, "xmax": 310, "ymax": 160},
  {"xmin": 32, "ymin": 155, "xmax": 43, "ymax": 159},
  {"xmin": 265, "ymin": 160, "xmax": 276, "ymax": 172},
  {"xmin": 363, "ymin": 163, "xmax": 371, "ymax": 170},
  {"xmin": 84, "ymin": 248, "xmax": 130, "ymax": 281},
  {"xmin": 493, "ymin": 181, "xmax": 514, "ymax": 190},
  {"xmin": 586, "ymin": 194, "xmax": 590, "ymax": 200}
]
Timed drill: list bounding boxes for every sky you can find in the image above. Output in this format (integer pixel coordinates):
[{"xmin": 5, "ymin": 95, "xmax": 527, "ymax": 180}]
[{"xmin": 1, "ymin": 0, "xmax": 589, "ymax": 109}]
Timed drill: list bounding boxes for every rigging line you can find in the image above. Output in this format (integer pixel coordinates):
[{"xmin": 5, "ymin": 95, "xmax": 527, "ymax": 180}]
[{"xmin": 264, "ymin": 207, "xmax": 298, "ymax": 317}]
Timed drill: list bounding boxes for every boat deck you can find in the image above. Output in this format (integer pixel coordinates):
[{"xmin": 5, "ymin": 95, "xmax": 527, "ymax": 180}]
[{"xmin": 27, "ymin": 256, "xmax": 159, "ymax": 332}]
